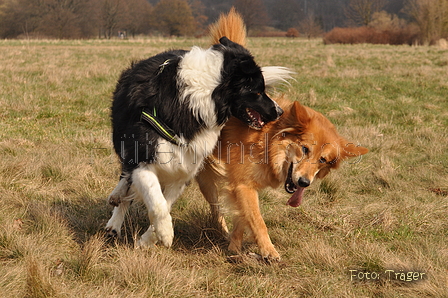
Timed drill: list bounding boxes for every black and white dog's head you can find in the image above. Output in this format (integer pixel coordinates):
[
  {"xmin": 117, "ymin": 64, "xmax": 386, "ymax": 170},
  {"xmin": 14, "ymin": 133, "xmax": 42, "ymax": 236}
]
[{"xmin": 213, "ymin": 37, "xmax": 283, "ymax": 130}]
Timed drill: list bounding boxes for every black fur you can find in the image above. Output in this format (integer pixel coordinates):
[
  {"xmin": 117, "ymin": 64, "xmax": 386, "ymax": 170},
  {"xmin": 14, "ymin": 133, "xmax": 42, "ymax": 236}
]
[
  {"xmin": 112, "ymin": 50, "xmax": 201, "ymax": 174},
  {"xmin": 111, "ymin": 37, "xmax": 281, "ymax": 175}
]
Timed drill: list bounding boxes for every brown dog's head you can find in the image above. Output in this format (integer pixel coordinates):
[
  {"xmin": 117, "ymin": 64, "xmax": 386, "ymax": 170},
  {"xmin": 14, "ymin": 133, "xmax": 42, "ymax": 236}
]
[{"xmin": 273, "ymin": 100, "xmax": 369, "ymax": 207}]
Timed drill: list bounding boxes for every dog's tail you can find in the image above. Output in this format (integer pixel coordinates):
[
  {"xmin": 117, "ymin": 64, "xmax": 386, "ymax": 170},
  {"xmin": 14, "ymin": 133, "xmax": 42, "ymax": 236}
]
[
  {"xmin": 262, "ymin": 66, "xmax": 295, "ymax": 88},
  {"xmin": 209, "ymin": 7, "xmax": 247, "ymax": 47},
  {"xmin": 209, "ymin": 8, "xmax": 295, "ymax": 88}
]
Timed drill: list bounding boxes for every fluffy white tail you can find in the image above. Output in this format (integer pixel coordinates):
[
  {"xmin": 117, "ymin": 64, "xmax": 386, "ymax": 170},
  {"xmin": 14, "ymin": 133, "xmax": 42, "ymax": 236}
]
[{"xmin": 261, "ymin": 66, "xmax": 295, "ymax": 87}]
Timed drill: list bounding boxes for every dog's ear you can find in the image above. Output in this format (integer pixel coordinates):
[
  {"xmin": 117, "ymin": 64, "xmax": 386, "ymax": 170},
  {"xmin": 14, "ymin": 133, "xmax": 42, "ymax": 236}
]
[
  {"xmin": 220, "ymin": 36, "xmax": 239, "ymax": 48},
  {"xmin": 219, "ymin": 36, "xmax": 257, "ymax": 74},
  {"xmin": 291, "ymin": 101, "xmax": 310, "ymax": 126},
  {"xmin": 340, "ymin": 142, "xmax": 369, "ymax": 159},
  {"xmin": 240, "ymin": 58, "xmax": 258, "ymax": 74},
  {"xmin": 316, "ymin": 167, "xmax": 331, "ymax": 179}
]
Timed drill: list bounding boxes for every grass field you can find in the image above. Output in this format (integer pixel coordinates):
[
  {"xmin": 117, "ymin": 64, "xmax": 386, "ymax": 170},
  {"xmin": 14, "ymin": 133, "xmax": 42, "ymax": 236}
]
[{"xmin": 0, "ymin": 37, "xmax": 447, "ymax": 297}]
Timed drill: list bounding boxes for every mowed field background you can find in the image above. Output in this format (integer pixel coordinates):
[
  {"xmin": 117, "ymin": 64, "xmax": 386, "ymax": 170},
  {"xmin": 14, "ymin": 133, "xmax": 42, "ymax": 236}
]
[{"xmin": 0, "ymin": 37, "xmax": 447, "ymax": 297}]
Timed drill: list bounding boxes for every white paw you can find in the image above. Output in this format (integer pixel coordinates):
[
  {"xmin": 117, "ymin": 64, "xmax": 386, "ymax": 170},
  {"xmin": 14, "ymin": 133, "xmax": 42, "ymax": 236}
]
[
  {"xmin": 105, "ymin": 226, "xmax": 121, "ymax": 238},
  {"xmin": 155, "ymin": 216, "xmax": 174, "ymax": 248},
  {"xmin": 136, "ymin": 225, "xmax": 158, "ymax": 248},
  {"xmin": 105, "ymin": 217, "xmax": 123, "ymax": 238}
]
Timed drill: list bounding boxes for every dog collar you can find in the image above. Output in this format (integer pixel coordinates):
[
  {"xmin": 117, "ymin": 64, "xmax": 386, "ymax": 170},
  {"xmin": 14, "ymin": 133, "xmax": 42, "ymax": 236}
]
[{"xmin": 141, "ymin": 108, "xmax": 184, "ymax": 146}]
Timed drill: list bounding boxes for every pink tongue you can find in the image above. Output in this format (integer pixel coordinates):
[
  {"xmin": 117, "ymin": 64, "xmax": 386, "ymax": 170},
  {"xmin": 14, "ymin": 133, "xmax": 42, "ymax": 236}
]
[
  {"xmin": 252, "ymin": 109, "xmax": 262, "ymax": 124},
  {"xmin": 287, "ymin": 187, "xmax": 305, "ymax": 207}
]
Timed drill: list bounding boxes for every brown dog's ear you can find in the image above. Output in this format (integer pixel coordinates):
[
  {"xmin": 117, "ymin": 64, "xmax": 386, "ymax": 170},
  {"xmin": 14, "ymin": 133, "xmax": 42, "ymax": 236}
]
[
  {"xmin": 273, "ymin": 101, "xmax": 310, "ymax": 138},
  {"xmin": 316, "ymin": 167, "xmax": 331, "ymax": 179},
  {"xmin": 340, "ymin": 142, "xmax": 369, "ymax": 159},
  {"xmin": 290, "ymin": 101, "xmax": 310, "ymax": 126}
]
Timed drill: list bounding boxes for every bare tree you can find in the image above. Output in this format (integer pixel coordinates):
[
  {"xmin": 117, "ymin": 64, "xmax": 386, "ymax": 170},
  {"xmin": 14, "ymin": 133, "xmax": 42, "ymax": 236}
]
[
  {"xmin": 404, "ymin": 0, "xmax": 448, "ymax": 44},
  {"xmin": 369, "ymin": 10, "xmax": 406, "ymax": 31},
  {"xmin": 35, "ymin": 0, "xmax": 87, "ymax": 38},
  {"xmin": 152, "ymin": 0, "xmax": 196, "ymax": 36},
  {"xmin": 233, "ymin": 0, "xmax": 269, "ymax": 32},
  {"xmin": 0, "ymin": 0, "xmax": 36, "ymax": 38},
  {"xmin": 189, "ymin": 0, "xmax": 208, "ymax": 35},
  {"xmin": 345, "ymin": 0, "xmax": 386, "ymax": 26},
  {"xmin": 299, "ymin": 12, "xmax": 323, "ymax": 39},
  {"xmin": 0, "ymin": 0, "xmax": 91, "ymax": 38},
  {"xmin": 265, "ymin": 0, "xmax": 301, "ymax": 31},
  {"xmin": 124, "ymin": 0, "xmax": 152, "ymax": 37},
  {"xmin": 99, "ymin": 0, "xmax": 128, "ymax": 39}
]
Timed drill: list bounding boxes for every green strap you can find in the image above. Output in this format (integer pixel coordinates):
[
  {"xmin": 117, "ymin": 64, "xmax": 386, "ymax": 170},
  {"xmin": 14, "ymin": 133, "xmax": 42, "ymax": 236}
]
[
  {"xmin": 141, "ymin": 108, "xmax": 183, "ymax": 146},
  {"xmin": 141, "ymin": 59, "xmax": 182, "ymax": 145},
  {"xmin": 158, "ymin": 59, "xmax": 171, "ymax": 75}
]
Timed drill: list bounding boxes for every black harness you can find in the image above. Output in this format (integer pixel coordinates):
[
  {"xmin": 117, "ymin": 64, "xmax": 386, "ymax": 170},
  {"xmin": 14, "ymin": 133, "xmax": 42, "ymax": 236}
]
[
  {"xmin": 140, "ymin": 107, "xmax": 183, "ymax": 146},
  {"xmin": 140, "ymin": 58, "xmax": 184, "ymax": 146}
]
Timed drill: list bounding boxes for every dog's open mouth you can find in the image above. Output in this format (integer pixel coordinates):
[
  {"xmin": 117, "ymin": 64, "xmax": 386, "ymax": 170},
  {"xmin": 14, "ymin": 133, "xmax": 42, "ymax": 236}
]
[
  {"xmin": 244, "ymin": 107, "xmax": 265, "ymax": 130},
  {"xmin": 285, "ymin": 163, "xmax": 305, "ymax": 207}
]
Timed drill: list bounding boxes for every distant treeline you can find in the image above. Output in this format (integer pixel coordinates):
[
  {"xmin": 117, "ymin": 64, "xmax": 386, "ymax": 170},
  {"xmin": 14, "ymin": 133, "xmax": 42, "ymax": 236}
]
[
  {"xmin": 0, "ymin": 0, "xmax": 191, "ymax": 39},
  {"xmin": 0, "ymin": 0, "xmax": 447, "ymax": 44},
  {"xmin": 324, "ymin": 1, "xmax": 448, "ymax": 45}
]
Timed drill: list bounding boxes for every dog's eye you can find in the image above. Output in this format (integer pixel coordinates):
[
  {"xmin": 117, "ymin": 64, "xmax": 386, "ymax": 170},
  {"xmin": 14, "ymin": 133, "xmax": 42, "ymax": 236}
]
[
  {"xmin": 302, "ymin": 146, "xmax": 309, "ymax": 155},
  {"xmin": 319, "ymin": 157, "xmax": 327, "ymax": 164}
]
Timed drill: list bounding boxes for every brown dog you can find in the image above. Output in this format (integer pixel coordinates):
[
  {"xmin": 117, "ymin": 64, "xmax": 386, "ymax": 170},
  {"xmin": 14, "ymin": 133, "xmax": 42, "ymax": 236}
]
[{"xmin": 196, "ymin": 96, "xmax": 368, "ymax": 261}]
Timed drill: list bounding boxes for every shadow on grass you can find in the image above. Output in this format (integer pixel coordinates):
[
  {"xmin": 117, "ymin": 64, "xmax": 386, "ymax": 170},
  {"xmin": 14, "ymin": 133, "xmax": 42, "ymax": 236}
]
[
  {"xmin": 52, "ymin": 197, "xmax": 229, "ymax": 254},
  {"xmin": 172, "ymin": 209, "xmax": 229, "ymax": 254}
]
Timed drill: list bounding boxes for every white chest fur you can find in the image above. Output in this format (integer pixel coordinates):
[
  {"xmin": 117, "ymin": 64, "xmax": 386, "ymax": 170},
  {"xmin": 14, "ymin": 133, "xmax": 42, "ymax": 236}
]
[
  {"xmin": 149, "ymin": 126, "xmax": 222, "ymax": 184},
  {"xmin": 178, "ymin": 47, "xmax": 223, "ymax": 128}
]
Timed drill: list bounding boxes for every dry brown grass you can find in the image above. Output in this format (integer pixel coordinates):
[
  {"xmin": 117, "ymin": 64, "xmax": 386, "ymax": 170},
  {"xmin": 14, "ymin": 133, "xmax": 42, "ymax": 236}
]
[
  {"xmin": 0, "ymin": 38, "xmax": 447, "ymax": 297},
  {"xmin": 323, "ymin": 26, "xmax": 419, "ymax": 45}
]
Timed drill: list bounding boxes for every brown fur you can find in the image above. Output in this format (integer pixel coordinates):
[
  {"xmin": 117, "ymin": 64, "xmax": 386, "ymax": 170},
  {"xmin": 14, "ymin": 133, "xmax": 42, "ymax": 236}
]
[
  {"xmin": 209, "ymin": 7, "xmax": 247, "ymax": 47},
  {"xmin": 196, "ymin": 97, "xmax": 369, "ymax": 260}
]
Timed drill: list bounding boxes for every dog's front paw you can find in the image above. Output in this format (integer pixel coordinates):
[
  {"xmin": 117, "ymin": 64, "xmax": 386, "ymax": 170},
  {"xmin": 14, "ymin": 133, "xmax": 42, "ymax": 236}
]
[
  {"xmin": 105, "ymin": 226, "xmax": 121, "ymax": 238},
  {"xmin": 105, "ymin": 215, "xmax": 124, "ymax": 238},
  {"xmin": 137, "ymin": 225, "xmax": 158, "ymax": 248},
  {"xmin": 136, "ymin": 238, "xmax": 156, "ymax": 248},
  {"xmin": 155, "ymin": 218, "xmax": 174, "ymax": 248},
  {"xmin": 260, "ymin": 246, "xmax": 281, "ymax": 262},
  {"xmin": 228, "ymin": 232, "xmax": 243, "ymax": 254}
]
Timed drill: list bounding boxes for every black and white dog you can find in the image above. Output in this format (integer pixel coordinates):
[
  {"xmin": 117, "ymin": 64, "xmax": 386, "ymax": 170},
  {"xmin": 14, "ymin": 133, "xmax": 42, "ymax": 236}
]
[{"xmin": 104, "ymin": 36, "xmax": 290, "ymax": 248}]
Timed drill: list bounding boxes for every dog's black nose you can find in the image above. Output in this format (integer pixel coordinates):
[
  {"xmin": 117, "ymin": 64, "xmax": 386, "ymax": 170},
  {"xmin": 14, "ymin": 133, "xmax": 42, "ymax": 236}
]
[{"xmin": 298, "ymin": 177, "xmax": 310, "ymax": 188}]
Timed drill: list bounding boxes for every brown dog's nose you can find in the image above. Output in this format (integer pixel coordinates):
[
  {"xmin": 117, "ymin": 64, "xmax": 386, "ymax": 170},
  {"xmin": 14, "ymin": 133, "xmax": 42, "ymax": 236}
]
[{"xmin": 298, "ymin": 177, "xmax": 310, "ymax": 188}]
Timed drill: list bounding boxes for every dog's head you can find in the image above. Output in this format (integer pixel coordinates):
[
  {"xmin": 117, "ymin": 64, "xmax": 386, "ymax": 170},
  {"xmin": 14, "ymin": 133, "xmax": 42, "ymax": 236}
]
[
  {"xmin": 274, "ymin": 100, "xmax": 369, "ymax": 207},
  {"xmin": 213, "ymin": 37, "xmax": 283, "ymax": 130}
]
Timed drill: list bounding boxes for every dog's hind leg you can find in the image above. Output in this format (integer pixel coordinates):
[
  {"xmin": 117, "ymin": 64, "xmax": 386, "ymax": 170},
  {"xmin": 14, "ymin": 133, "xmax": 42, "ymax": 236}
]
[
  {"xmin": 196, "ymin": 167, "xmax": 229, "ymax": 235},
  {"xmin": 228, "ymin": 216, "xmax": 245, "ymax": 253},
  {"xmin": 107, "ymin": 175, "xmax": 129, "ymax": 206},
  {"xmin": 105, "ymin": 200, "xmax": 132, "ymax": 237},
  {"xmin": 132, "ymin": 166, "xmax": 174, "ymax": 248},
  {"xmin": 105, "ymin": 177, "xmax": 133, "ymax": 237}
]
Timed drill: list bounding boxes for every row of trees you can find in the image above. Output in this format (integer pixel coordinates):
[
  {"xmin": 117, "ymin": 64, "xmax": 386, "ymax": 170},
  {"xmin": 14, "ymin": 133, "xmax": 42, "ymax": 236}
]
[
  {"xmin": 0, "ymin": 0, "xmax": 447, "ymax": 44},
  {"xmin": 0, "ymin": 0, "xmax": 205, "ymax": 38},
  {"xmin": 343, "ymin": 0, "xmax": 448, "ymax": 44}
]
